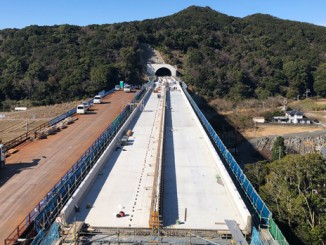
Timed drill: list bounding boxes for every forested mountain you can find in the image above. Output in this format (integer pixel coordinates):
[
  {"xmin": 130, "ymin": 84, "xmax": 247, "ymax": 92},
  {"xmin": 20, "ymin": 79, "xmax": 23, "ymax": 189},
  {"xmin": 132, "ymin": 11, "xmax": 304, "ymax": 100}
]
[
  {"xmin": 141, "ymin": 6, "xmax": 326, "ymax": 100},
  {"xmin": 1, "ymin": 6, "xmax": 326, "ymax": 106},
  {"xmin": 0, "ymin": 24, "xmax": 144, "ymax": 105}
]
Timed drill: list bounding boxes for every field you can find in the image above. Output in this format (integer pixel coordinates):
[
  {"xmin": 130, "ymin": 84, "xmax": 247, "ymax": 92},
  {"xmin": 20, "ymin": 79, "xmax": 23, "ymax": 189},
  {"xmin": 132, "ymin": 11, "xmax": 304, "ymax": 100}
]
[
  {"xmin": 0, "ymin": 102, "xmax": 78, "ymax": 143},
  {"xmin": 241, "ymin": 124, "xmax": 323, "ymax": 139},
  {"xmin": 207, "ymin": 97, "xmax": 326, "ymax": 140}
]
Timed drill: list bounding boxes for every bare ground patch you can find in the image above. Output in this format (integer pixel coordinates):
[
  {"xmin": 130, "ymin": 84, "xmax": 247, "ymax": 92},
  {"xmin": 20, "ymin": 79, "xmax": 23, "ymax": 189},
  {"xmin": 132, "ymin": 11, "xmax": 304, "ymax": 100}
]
[
  {"xmin": 241, "ymin": 124, "xmax": 323, "ymax": 139},
  {"xmin": 0, "ymin": 102, "xmax": 78, "ymax": 143}
]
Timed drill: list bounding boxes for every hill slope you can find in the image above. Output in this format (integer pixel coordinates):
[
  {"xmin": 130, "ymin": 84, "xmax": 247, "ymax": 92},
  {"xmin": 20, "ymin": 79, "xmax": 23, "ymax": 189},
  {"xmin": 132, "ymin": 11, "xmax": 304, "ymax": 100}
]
[{"xmin": 1, "ymin": 6, "xmax": 326, "ymax": 107}]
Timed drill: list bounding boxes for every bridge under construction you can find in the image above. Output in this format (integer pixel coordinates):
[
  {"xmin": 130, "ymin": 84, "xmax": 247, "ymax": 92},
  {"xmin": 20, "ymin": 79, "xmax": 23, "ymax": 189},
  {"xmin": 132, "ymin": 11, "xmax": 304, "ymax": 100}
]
[{"xmin": 2, "ymin": 76, "xmax": 288, "ymax": 245}]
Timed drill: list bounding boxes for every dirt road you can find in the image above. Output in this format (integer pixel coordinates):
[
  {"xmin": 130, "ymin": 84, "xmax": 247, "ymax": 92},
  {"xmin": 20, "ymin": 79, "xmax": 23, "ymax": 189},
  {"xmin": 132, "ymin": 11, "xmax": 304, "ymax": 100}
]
[{"xmin": 0, "ymin": 91, "xmax": 135, "ymax": 244}]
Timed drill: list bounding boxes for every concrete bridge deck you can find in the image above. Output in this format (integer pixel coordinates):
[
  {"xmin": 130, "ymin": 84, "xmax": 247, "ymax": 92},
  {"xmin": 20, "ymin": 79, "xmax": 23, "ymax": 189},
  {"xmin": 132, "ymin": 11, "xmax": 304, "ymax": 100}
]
[
  {"xmin": 162, "ymin": 80, "xmax": 249, "ymax": 231},
  {"xmin": 64, "ymin": 78, "xmax": 250, "ymax": 233},
  {"xmin": 69, "ymin": 83, "xmax": 166, "ymax": 227}
]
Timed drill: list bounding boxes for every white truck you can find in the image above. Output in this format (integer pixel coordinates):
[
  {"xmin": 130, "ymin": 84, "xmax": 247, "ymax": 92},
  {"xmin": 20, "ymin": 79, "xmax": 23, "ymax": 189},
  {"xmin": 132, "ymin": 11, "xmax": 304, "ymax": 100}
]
[{"xmin": 0, "ymin": 144, "xmax": 5, "ymax": 169}]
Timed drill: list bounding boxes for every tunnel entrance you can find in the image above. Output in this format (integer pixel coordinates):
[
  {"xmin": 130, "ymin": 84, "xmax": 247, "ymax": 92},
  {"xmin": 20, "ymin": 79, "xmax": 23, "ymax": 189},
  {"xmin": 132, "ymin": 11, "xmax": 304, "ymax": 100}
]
[{"xmin": 155, "ymin": 67, "xmax": 172, "ymax": 77}]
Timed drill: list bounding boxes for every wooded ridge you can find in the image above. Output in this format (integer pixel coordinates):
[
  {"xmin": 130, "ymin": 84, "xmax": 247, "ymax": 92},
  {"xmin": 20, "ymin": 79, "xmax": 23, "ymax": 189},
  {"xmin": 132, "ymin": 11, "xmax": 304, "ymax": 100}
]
[{"xmin": 1, "ymin": 6, "xmax": 326, "ymax": 105}]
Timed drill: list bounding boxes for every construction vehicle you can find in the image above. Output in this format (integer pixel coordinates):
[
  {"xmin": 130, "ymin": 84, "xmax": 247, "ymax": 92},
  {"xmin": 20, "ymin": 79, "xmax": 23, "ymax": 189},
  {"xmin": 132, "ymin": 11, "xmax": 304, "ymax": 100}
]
[{"xmin": 0, "ymin": 144, "xmax": 5, "ymax": 169}]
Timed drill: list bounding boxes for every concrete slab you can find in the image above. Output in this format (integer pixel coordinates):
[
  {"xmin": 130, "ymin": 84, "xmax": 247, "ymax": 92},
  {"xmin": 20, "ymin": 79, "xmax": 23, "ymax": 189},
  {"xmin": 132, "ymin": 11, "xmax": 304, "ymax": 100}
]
[
  {"xmin": 162, "ymin": 80, "xmax": 248, "ymax": 231},
  {"xmin": 71, "ymin": 84, "xmax": 165, "ymax": 228}
]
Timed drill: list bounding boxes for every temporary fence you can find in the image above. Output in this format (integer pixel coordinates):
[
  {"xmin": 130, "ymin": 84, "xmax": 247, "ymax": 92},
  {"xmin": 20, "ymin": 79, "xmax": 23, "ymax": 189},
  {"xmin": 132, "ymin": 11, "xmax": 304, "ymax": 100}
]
[
  {"xmin": 269, "ymin": 218, "xmax": 288, "ymax": 245},
  {"xmin": 251, "ymin": 227, "xmax": 264, "ymax": 245},
  {"xmin": 180, "ymin": 82, "xmax": 288, "ymax": 245},
  {"xmin": 37, "ymin": 222, "xmax": 59, "ymax": 245},
  {"xmin": 4, "ymin": 85, "xmax": 148, "ymax": 245}
]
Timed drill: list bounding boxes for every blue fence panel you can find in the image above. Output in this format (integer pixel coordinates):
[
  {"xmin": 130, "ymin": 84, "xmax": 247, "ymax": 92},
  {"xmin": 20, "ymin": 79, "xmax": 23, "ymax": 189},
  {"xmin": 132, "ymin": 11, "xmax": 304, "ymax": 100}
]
[
  {"xmin": 40, "ymin": 222, "xmax": 60, "ymax": 245},
  {"xmin": 251, "ymin": 226, "xmax": 264, "ymax": 245},
  {"xmin": 48, "ymin": 108, "xmax": 76, "ymax": 126},
  {"xmin": 30, "ymin": 230, "xmax": 45, "ymax": 245},
  {"xmin": 181, "ymin": 82, "xmax": 272, "ymax": 226}
]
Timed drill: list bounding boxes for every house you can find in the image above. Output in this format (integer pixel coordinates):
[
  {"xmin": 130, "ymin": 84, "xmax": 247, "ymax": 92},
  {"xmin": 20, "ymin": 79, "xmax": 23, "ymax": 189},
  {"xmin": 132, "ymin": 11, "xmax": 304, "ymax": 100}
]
[
  {"xmin": 273, "ymin": 110, "xmax": 313, "ymax": 124},
  {"xmin": 285, "ymin": 110, "xmax": 304, "ymax": 124}
]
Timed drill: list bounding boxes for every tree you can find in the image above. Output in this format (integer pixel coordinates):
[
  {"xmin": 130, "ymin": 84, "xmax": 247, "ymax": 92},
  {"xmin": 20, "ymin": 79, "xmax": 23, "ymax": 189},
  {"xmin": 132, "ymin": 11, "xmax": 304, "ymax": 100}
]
[
  {"xmin": 260, "ymin": 153, "xmax": 326, "ymax": 244},
  {"xmin": 271, "ymin": 136, "xmax": 286, "ymax": 161},
  {"xmin": 283, "ymin": 61, "xmax": 308, "ymax": 98},
  {"xmin": 313, "ymin": 63, "xmax": 326, "ymax": 97},
  {"xmin": 244, "ymin": 160, "xmax": 269, "ymax": 190}
]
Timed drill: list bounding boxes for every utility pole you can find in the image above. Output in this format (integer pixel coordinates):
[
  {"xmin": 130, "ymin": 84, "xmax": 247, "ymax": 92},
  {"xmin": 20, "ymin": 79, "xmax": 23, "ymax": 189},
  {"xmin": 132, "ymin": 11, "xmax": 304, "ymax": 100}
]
[
  {"xmin": 283, "ymin": 98, "xmax": 288, "ymax": 111},
  {"xmin": 279, "ymin": 146, "xmax": 281, "ymax": 160}
]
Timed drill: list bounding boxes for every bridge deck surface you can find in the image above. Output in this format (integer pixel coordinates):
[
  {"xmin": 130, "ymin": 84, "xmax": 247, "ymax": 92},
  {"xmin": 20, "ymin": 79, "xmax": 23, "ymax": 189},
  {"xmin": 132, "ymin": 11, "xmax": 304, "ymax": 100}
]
[
  {"xmin": 0, "ymin": 91, "xmax": 134, "ymax": 244},
  {"xmin": 162, "ymin": 80, "xmax": 246, "ymax": 231},
  {"xmin": 71, "ymin": 86, "xmax": 164, "ymax": 227}
]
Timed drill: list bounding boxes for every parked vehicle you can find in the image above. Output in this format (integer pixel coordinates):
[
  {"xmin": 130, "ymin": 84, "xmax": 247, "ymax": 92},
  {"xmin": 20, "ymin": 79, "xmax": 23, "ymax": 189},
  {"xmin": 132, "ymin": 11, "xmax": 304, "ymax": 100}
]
[
  {"xmin": 124, "ymin": 84, "xmax": 131, "ymax": 93},
  {"xmin": 115, "ymin": 85, "xmax": 121, "ymax": 91},
  {"xmin": 93, "ymin": 95, "xmax": 102, "ymax": 104},
  {"xmin": 76, "ymin": 104, "xmax": 87, "ymax": 114},
  {"xmin": 82, "ymin": 101, "xmax": 90, "ymax": 110}
]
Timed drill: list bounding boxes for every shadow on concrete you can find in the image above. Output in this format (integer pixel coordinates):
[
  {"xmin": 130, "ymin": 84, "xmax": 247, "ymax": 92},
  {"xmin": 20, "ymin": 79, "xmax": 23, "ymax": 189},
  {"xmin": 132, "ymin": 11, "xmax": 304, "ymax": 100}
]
[
  {"xmin": 162, "ymin": 91, "xmax": 179, "ymax": 226},
  {"xmin": 0, "ymin": 158, "xmax": 41, "ymax": 187}
]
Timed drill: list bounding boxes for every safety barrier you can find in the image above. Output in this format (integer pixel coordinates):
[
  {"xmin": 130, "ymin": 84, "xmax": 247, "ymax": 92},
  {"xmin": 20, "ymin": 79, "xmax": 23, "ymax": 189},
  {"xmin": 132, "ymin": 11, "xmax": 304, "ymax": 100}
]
[
  {"xmin": 4, "ymin": 86, "xmax": 148, "ymax": 245},
  {"xmin": 269, "ymin": 218, "xmax": 289, "ymax": 245},
  {"xmin": 4, "ymin": 122, "xmax": 49, "ymax": 150},
  {"xmin": 251, "ymin": 227, "xmax": 264, "ymax": 245},
  {"xmin": 180, "ymin": 82, "xmax": 288, "ymax": 245},
  {"xmin": 35, "ymin": 222, "xmax": 59, "ymax": 245},
  {"xmin": 48, "ymin": 108, "xmax": 76, "ymax": 127}
]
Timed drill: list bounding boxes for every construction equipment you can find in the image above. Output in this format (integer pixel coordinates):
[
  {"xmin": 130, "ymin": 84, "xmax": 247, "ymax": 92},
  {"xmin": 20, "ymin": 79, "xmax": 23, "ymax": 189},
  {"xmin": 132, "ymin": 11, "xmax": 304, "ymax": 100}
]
[{"xmin": 0, "ymin": 144, "xmax": 5, "ymax": 169}]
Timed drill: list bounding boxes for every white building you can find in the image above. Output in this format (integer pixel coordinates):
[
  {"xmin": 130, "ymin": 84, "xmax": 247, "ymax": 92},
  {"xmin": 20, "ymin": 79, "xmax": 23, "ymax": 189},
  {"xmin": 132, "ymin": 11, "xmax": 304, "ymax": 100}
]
[
  {"xmin": 285, "ymin": 110, "xmax": 304, "ymax": 124},
  {"xmin": 273, "ymin": 110, "xmax": 312, "ymax": 124}
]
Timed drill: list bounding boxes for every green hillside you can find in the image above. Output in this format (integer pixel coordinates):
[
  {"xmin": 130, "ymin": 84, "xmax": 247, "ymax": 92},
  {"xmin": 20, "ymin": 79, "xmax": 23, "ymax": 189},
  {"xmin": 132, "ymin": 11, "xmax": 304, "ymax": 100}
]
[{"xmin": 1, "ymin": 5, "xmax": 326, "ymax": 106}]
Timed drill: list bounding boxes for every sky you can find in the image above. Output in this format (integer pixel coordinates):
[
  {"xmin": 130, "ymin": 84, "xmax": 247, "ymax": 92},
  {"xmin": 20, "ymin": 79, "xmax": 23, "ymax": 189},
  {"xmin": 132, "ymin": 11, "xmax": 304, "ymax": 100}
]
[{"xmin": 1, "ymin": 0, "xmax": 326, "ymax": 30}]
